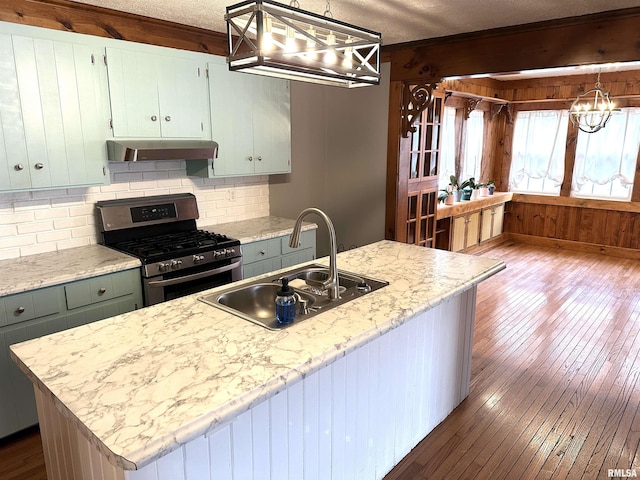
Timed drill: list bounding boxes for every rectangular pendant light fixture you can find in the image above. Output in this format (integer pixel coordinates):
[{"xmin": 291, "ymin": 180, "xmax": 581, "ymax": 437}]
[{"xmin": 225, "ymin": 0, "xmax": 382, "ymax": 88}]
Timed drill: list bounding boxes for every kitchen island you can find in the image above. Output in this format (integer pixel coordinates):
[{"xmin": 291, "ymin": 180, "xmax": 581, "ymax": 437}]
[{"xmin": 10, "ymin": 240, "xmax": 505, "ymax": 480}]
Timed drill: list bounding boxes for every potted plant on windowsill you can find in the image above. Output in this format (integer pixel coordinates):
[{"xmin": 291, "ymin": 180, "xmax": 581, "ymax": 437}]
[
  {"xmin": 478, "ymin": 182, "xmax": 489, "ymax": 196},
  {"xmin": 449, "ymin": 175, "xmax": 461, "ymax": 202},
  {"xmin": 487, "ymin": 179, "xmax": 496, "ymax": 195},
  {"xmin": 439, "ymin": 189, "xmax": 455, "ymax": 205},
  {"xmin": 459, "ymin": 177, "xmax": 476, "ymax": 201}
]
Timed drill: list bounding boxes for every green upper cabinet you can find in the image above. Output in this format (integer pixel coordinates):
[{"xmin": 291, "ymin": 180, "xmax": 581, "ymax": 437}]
[
  {"xmin": 0, "ymin": 34, "xmax": 111, "ymax": 192},
  {"xmin": 187, "ymin": 61, "xmax": 291, "ymax": 178},
  {"xmin": 105, "ymin": 48, "xmax": 209, "ymax": 139}
]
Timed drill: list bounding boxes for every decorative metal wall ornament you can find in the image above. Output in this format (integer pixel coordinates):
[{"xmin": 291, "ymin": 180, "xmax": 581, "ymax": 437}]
[
  {"xmin": 401, "ymin": 83, "xmax": 435, "ymax": 138},
  {"xmin": 464, "ymin": 98, "xmax": 482, "ymax": 119},
  {"xmin": 569, "ymin": 72, "xmax": 619, "ymax": 133},
  {"xmin": 225, "ymin": 0, "xmax": 381, "ymax": 88}
]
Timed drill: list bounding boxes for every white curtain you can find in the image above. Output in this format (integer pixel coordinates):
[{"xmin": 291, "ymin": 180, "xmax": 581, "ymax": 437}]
[
  {"xmin": 461, "ymin": 109, "xmax": 484, "ymax": 182},
  {"xmin": 509, "ymin": 110, "xmax": 569, "ymax": 194},
  {"xmin": 439, "ymin": 106, "xmax": 456, "ymax": 189},
  {"xmin": 571, "ymin": 107, "xmax": 640, "ymax": 200}
]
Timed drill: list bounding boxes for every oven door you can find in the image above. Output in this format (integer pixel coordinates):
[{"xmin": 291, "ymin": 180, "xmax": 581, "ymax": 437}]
[{"xmin": 143, "ymin": 258, "xmax": 242, "ymax": 306}]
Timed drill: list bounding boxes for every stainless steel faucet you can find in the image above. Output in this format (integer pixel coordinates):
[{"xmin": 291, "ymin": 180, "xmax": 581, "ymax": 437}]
[{"xmin": 289, "ymin": 208, "xmax": 340, "ymax": 300}]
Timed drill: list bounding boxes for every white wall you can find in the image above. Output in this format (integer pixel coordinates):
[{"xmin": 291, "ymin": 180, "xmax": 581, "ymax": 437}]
[
  {"xmin": 0, "ymin": 161, "xmax": 269, "ymax": 260},
  {"xmin": 270, "ymin": 64, "xmax": 390, "ymax": 257}
]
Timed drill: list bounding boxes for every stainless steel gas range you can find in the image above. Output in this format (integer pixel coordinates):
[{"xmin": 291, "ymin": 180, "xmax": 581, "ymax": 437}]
[{"xmin": 96, "ymin": 193, "xmax": 242, "ymax": 306}]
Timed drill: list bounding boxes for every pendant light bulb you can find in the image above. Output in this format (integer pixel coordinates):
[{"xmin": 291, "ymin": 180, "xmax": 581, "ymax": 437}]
[
  {"xmin": 285, "ymin": 25, "xmax": 296, "ymax": 52},
  {"xmin": 324, "ymin": 32, "xmax": 337, "ymax": 64},
  {"xmin": 343, "ymin": 36, "xmax": 353, "ymax": 69},
  {"xmin": 262, "ymin": 16, "xmax": 273, "ymax": 52},
  {"xmin": 306, "ymin": 26, "xmax": 317, "ymax": 61}
]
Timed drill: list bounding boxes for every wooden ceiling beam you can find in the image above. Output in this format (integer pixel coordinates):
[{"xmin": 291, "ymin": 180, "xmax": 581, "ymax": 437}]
[
  {"xmin": 382, "ymin": 7, "xmax": 640, "ymax": 83},
  {"xmin": 0, "ymin": 0, "xmax": 228, "ymax": 55}
]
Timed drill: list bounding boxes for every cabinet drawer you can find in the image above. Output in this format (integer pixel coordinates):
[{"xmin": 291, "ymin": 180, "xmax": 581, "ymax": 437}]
[
  {"xmin": 242, "ymin": 257, "xmax": 282, "ymax": 279},
  {"xmin": 281, "ymin": 230, "xmax": 315, "ymax": 255},
  {"xmin": 242, "ymin": 238, "xmax": 281, "ymax": 264},
  {"xmin": 65, "ymin": 270, "xmax": 138, "ymax": 310},
  {"xmin": 1, "ymin": 287, "xmax": 60, "ymax": 327}
]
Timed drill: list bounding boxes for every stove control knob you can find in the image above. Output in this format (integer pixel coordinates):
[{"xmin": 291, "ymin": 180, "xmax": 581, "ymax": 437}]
[
  {"xmin": 225, "ymin": 248, "xmax": 236, "ymax": 257},
  {"xmin": 193, "ymin": 254, "xmax": 206, "ymax": 264},
  {"xmin": 170, "ymin": 260, "xmax": 183, "ymax": 270},
  {"xmin": 214, "ymin": 250, "xmax": 225, "ymax": 259},
  {"xmin": 158, "ymin": 263, "xmax": 170, "ymax": 272}
]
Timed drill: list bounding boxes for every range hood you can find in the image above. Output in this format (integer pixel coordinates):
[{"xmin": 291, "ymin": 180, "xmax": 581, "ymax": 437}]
[{"xmin": 106, "ymin": 140, "xmax": 218, "ymax": 162}]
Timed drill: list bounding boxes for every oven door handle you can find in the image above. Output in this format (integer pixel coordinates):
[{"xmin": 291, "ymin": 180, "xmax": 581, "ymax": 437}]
[{"xmin": 147, "ymin": 260, "xmax": 242, "ymax": 288}]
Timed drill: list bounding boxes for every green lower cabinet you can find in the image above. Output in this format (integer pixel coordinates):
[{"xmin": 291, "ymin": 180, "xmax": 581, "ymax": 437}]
[
  {"xmin": 0, "ymin": 268, "xmax": 142, "ymax": 439},
  {"xmin": 242, "ymin": 230, "xmax": 316, "ymax": 280}
]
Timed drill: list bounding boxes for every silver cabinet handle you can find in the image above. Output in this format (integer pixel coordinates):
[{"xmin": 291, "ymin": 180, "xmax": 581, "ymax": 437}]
[
  {"xmin": 98, "ymin": 287, "xmax": 107, "ymax": 295},
  {"xmin": 165, "ymin": 115, "xmax": 171, "ymax": 122},
  {"xmin": 14, "ymin": 164, "xmax": 24, "ymax": 171},
  {"xmin": 35, "ymin": 163, "xmax": 44, "ymax": 170},
  {"xmin": 257, "ymin": 156, "xmax": 262, "ymax": 161},
  {"xmin": 15, "ymin": 306, "xmax": 25, "ymax": 314},
  {"xmin": 248, "ymin": 156, "xmax": 253, "ymax": 162},
  {"xmin": 259, "ymin": 250, "xmax": 266, "ymax": 255},
  {"xmin": 151, "ymin": 115, "xmax": 158, "ymax": 121}
]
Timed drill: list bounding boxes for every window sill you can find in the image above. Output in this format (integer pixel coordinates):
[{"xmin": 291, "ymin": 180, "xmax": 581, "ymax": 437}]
[{"xmin": 511, "ymin": 193, "xmax": 640, "ymax": 213}]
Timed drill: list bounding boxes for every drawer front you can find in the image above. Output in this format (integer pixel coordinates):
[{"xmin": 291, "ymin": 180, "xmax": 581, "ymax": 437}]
[
  {"xmin": 65, "ymin": 270, "xmax": 138, "ymax": 310},
  {"xmin": 281, "ymin": 249, "xmax": 315, "ymax": 268},
  {"xmin": 242, "ymin": 257, "xmax": 282, "ymax": 279},
  {"xmin": 281, "ymin": 229, "xmax": 316, "ymax": 255},
  {"xmin": 2, "ymin": 287, "xmax": 60, "ymax": 327},
  {"xmin": 242, "ymin": 238, "xmax": 281, "ymax": 264}
]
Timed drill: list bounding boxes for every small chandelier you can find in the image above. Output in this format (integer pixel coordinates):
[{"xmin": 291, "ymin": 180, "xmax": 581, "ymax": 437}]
[
  {"xmin": 225, "ymin": 0, "xmax": 381, "ymax": 88},
  {"xmin": 569, "ymin": 72, "xmax": 618, "ymax": 134}
]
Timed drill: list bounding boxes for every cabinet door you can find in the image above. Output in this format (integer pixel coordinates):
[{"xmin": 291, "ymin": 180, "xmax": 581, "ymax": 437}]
[
  {"xmin": 480, "ymin": 207, "xmax": 493, "ymax": 243},
  {"xmin": 480, "ymin": 204, "xmax": 505, "ymax": 242},
  {"xmin": 106, "ymin": 48, "xmax": 161, "ymax": 137},
  {"xmin": 253, "ymin": 75, "xmax": 291, "ymax": 175},
  {"xmin": 0, "ymin": 315, "xmax": 67, "ymax": 438},
  {"xmin": 209, "ymin": 62, "xmax": 255, "ymax": 176},
  {"xmin": 157, "ymin": 56, "xmax": 207, "ymax": 138},
  {"xmin": 1, "ymin": 36, "xmax": 110, "ymax": 191},
  {"xmin": 466, "ymin": 211, "xmax": 480, "ymax": 248},
  {"xmin": 492, "ymin": 204, "xmax": 504, "ymax": 238},
  {"xmin": 452, "ymin": 212, "xmax": 480, "ymax": 252},
  {"xmin": 208, "ymin": 61, "xmax": 291, "ymax": 177},
  {"xmin": 451, "ymin": 216, "xmax": 467, "ymax": 252},
  {"xmin": 0, "ymin": 34, "xmax": 30, "ymax": 191}
]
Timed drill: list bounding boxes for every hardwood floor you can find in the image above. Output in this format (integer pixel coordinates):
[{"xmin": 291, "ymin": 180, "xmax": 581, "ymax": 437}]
[
  {"xmin": 385, "ymin": 242, "xmax": 640, "ymax": 480},
  {"xmin": 0, "ymin": 427, "xmax": 45, "ymax": 480},
  {"xmin": 1, "ymin": 242, "xmax": 639, "ymax": 479}
]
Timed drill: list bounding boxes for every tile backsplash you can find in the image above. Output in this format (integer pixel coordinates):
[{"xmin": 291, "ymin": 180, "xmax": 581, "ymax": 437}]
[{"xmin": 0, "ymin": 161, "xmax": 269, "ymax": 260}]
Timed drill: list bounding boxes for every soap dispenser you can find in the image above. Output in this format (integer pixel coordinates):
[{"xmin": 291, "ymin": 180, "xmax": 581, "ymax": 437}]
[{"xmin": 275, "ymin": 278, "xmax": 296, "ymax": 325}]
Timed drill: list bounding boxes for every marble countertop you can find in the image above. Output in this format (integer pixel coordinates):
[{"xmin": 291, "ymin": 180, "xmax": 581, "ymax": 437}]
[
  {"xmin": 203, "ymin": 215, "xmax": 317, "ymax": 244},
  {"xmin": 10, "ymin": 240, "xmax": 505, "ymax": 470},
  {"xmin": 0, "ymin": 245, "xmax": 141, "ymax": 297}
]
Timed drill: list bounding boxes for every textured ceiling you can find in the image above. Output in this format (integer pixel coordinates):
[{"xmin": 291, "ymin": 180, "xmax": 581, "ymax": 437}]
[{"xmin": 69, "ymin": 0, "xmax": 640, "ymax": 45}]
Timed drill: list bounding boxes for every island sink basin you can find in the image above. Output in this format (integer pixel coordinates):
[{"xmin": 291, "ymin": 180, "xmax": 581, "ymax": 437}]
[{"xmin": 198, "ymin": 264, "xmax": 388, "ymax": 330}]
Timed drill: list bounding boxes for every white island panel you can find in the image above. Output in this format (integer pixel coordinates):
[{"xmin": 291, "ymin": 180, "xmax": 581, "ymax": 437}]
[{"xmin": 34, "ymin": 286, "xmax": 476, "ymax": 480}]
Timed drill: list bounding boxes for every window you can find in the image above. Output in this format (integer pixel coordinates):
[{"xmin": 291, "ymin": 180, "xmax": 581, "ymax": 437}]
[
  {"xmin": 571, "ymin": 107, "xmax": 640, "ymax": 201},
  {"xmin": 461, "ymin": 109, "xmax": 484, "ymax": 182},
  {"xmin": 439, "ymin": 106, "xmax": 456, "ymax": 189},
  {"xmin": 438, "ymin": 107, "xmax": 485, "ymax": 190},
  {"xmin": 509, "ymin": 110, "xmax": 569, "ymax": 195}
]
